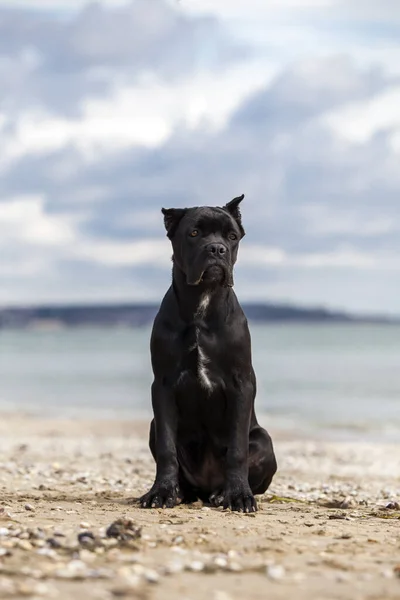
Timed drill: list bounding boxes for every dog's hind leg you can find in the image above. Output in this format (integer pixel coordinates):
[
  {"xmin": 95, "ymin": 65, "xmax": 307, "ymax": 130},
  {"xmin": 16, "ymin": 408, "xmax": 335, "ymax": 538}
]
[
  {"xmin": 148, "ymin": 418, "xmax": 157, "ymax": 461},
  {"xmin": 248, "ymin": 426, "xmax": 277, "ymax": 495}
]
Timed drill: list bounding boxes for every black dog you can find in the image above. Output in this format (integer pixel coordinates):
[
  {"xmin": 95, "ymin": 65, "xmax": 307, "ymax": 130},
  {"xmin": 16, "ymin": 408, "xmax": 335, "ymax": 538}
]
[{"xmin": 140, "ymin": 195, "xmax": 277, "ymax": 512}]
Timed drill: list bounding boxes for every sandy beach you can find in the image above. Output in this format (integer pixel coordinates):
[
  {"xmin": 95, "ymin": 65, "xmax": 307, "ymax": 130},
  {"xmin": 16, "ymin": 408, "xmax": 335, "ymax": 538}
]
[{"xmin": 0, "ymin": 414, "xmax": 399, "ymax": 600}]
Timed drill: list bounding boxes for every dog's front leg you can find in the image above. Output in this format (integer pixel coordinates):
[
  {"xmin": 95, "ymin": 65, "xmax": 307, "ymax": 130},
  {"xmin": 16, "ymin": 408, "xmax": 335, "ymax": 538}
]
[
  {"xmin": 140, "ymin": 380, "xmax": 180, "ymax": 509},
  {"xmin": 210, "ymin": 382, "xmax": 257, "ymax": 512}
]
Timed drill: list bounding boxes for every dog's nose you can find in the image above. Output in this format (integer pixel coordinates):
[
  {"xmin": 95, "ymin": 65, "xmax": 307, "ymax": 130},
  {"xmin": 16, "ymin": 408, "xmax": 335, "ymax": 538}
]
[{"xmin": 207, "ymin": 243, "xmax": 227, "ymax": 256}]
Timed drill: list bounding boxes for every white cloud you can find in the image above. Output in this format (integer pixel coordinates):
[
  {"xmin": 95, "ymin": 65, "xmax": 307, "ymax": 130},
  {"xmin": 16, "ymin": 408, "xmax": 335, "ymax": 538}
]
[
  {"xmin": 183, "ymin": 0, "xmax": 400, "ymax": 24},
  {"xmin": 300, "ymin": 204, "xmax": 399, "ymax": 237},
  {"xmin": 73, "ymin": 238, "xmax": 171, "ymax": 267},
  {"xmin": 240, "ymin": 245, "xmax": 400, "ymax": 270},
  {"xmin": 0, "ymin": 196, "xmax": 79, "ymax": 284},
  {"xmin": 0, "ymin": 197, "xmax": 168, "ymax": 271},
  {"xmin": 323, "ymin": 86, "xmax": 400, "ymax": 143},
  {"xmin": 332, "ymin": 1, "xmax": 400, "ymax": 22},
  {"xmin": 0, "ymin": 61, "xmax": 273, "ymax": 167},
  {"xmin": 5, "ymin": 0, "xmax": 398, "ymax": 23},
  {"xmin": 182, "ymin": 0, "xmax": 400, "ymax": 83},
  {"xmin": 0, "ymin": 196, "xmax": 76, "ymax": 246},
  {"xmin": 181, "ymin": 0, "xmax": 333, "ymax": 20},
  {"xmin": 0, "ymin": 0, "xmax": 129, "ymax": 8},
  {"xmin": 390, "ymin": 129, "xmax": 400, "ymax": 152}
]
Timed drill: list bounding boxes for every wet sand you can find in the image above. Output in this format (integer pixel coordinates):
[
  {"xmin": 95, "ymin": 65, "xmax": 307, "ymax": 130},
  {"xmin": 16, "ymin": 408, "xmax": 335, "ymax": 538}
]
[{"xmin": 0, "ymin": 414, "xmax": 399, "ymax": 599}]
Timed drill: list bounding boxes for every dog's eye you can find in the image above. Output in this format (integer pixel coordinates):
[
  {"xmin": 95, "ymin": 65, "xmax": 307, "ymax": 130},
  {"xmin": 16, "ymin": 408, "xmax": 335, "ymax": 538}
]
[
  {"xmin": 229, "ymin": 233, "xmax": 238, "ymax": 240},
  {"xmin": 190, "ymin": 230, "xmax": 199, "ymax": 237}
]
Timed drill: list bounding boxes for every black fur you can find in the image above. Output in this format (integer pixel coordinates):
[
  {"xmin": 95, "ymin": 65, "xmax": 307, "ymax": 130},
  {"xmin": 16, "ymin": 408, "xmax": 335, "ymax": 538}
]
[{"xmin": 140, "ymin": 195, "xmax": 277, "ymax": 512}]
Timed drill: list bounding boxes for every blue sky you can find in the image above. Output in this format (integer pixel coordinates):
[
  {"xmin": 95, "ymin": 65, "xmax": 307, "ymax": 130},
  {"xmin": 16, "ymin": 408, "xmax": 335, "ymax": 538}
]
[{"xmin": 1, "ymin": 0, "xmax": 400, "ymax": 313}]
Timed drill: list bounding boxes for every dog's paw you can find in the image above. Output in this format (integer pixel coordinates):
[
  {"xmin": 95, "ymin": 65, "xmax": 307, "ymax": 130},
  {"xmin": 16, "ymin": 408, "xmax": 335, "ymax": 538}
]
[
  {"xmin": 210, "ymin": 483, "xmax": 257, "ymax": 512},
  {"xmin": 139, "ymin": 481, "xmax": 180, "ymax": 509}
]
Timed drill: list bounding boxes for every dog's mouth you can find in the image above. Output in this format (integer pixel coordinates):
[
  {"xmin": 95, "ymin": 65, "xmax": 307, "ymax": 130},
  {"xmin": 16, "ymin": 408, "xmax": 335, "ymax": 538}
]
[
  {"xmin": 202, "ymin": 265, "xmax": 224, "ymax": 281},
  {"xmin": 187, "ymin": 262, "xmax": 233, "ymax": 287}
]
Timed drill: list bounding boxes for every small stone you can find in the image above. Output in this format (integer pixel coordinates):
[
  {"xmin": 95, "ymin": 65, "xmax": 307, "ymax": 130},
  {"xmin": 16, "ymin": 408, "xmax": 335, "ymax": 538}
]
[
  {"xmin": 164, "ymin": 560, "xmax": 184, "ymax": 575},
  {"xmin": 173, "ymin": 535, "xmax": 184, "ymax": 544},
  {"xmin": 266, "ymin": 564, "xmax": 285, "ymax": 580},
  {"xmin": 112, "ymin": 574, "xmax": 142, "ymax": 596},
  {"xmin": 25, "ymin": 503, "xmax": 35, "ymax": 512},
  {"xmin": 53, "ymin": 531, "xmax": 66, "ymax": 538},
  {"xmin": 54, "ymin": 560, "xmax": 88, "ymax": 580},
  {"xmin": 78, "ymin": 531, "xmax": 96, "ymax": 546},
  {"xmin": 117, "ymin": 566, "xmax": 137, "ymax": 578},
  {"xmin": 20, "ymin": 582, "xmax": 57, "ymax": 597},
  {"xmin": 228, "ymin": 562, "xmax": 243, "ymax": 572},
  {"xmin": 47, "ymin": 538, "xmax": 62, "ymax": 549},
  {"xmin": 106, "ymin": 519, "xmax": 141, "ymax": 542},
  {"xmin": 144, "ymin": 569, "xmax": 160, "ymax": 584},
  {"xmin": 30, "ymin": 528, "xmax": 46, "ymax": 540},
  {"xmin": 80, "ymin": 522, "xmax": 91, "ymax": 529},
  {"xmin": 0, "ymin": 510, "xmax": 12, "ymax": 521},
  {"xmin": 18, "ymin": 539, "xmax": 33, "ymax": 551},
  {"xmin": 37, "ymin": 547, "xmax": 57, "ymax": 558},
  {"xmin": 214, "ymin": 556, "xmax": 228, "ymax": 569},
  {"xmin": 80, "ymin": 549, "xmax": 97, "ymax": 563},
  {"xmin": 187, "ymin": 561, "xmax": 205, "ymax": 572},
  {"xmin": 386, "ymin": 502, "xmax": 400, "ymax": 510}
]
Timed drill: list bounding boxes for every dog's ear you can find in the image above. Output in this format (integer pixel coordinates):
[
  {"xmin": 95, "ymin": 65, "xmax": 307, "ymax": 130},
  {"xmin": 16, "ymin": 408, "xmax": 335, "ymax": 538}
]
[
  {"xmin": 223, "ymin": 194, "xmax": 245, "ymax": 237},
  {"xmin": 161, "ymin": 207, "xmax": 187, "ymax": 239}
]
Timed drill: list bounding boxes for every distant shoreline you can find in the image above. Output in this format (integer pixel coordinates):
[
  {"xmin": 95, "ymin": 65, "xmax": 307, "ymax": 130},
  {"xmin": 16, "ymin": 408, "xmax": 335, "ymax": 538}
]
[{"xmin": 0, "ymin": 302, "xmax": 398, "ymax": 329}]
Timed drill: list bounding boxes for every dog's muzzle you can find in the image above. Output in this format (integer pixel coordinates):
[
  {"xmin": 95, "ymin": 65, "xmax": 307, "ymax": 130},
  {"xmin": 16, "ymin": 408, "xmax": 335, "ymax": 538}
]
[
  {"xmin": 186, "ymin": 242, "xmax": 233, "ymax": 287},
  {"xmin": 186, "ymin": 258, "xmax": 233, "ymax": 287}
]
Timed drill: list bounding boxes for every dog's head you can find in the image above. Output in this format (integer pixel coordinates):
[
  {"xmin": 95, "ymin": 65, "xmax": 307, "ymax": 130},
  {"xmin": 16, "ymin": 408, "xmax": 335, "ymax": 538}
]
[{"xmin": 161, "ymin": 195, "xmax": 245, "ymax": 288}]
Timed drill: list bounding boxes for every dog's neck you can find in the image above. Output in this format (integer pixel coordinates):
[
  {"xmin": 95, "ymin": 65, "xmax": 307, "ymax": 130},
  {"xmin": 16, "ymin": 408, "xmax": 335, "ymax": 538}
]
[{"xmin": 172, "ymin": 264, "xmax": 230, "ymax": 323}]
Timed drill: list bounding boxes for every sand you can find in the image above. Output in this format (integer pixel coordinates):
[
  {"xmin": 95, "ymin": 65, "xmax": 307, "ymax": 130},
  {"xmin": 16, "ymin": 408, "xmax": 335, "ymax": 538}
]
[{"xmin": 0, "ymin": 414, "xmax": 399, "ymax": 600}]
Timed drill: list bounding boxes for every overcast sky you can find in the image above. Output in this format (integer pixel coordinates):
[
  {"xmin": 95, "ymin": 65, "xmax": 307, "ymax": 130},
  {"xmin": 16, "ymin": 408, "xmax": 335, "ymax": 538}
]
[{"xmin": 1, "ymin": 0, "xmax": 400, "ymax": 314}]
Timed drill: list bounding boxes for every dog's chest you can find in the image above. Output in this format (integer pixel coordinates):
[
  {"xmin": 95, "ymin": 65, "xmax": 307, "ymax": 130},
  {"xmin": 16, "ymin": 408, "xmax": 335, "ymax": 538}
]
[
  {"xmin": 195, "ymin": 293, "xmax": 214, "ymax": 390},
  {"xmin": 179, "ymin": 293, "xmax": 215, "ymax": 392},
  {"xmin": 195, "ymin": 331, "xmax": 213, "ymax": 392}
]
